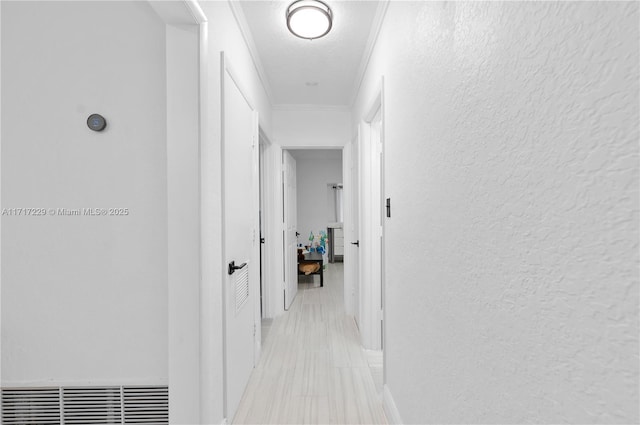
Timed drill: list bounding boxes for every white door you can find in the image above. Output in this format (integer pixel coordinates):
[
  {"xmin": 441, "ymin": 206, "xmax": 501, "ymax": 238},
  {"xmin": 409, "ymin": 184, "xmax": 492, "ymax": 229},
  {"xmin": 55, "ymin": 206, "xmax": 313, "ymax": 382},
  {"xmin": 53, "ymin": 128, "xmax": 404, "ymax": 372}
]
[
  {"xmin": 352, "ymin": 135, "xmax": 361, "ymax": 328},
  {"xmin": 222, "ymin": 57, "xmax": 260, "ymax": 422},
  {"xmin": 283, "ymin": 150, "xmax": 298, "ymax": 309},
  {"xmin": 357, "ymin": 105, "xmax": 383, "ymax": 350},
  {"xmin": 370, "ymin": 108, "xmax": 383, "ymax": 349}
]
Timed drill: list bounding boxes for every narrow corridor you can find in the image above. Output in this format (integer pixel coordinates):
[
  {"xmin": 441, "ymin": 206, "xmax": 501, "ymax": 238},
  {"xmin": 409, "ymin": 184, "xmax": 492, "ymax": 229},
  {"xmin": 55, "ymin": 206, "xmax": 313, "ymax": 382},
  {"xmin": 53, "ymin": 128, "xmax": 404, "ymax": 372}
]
[{"xmin": 233, "ymin": 264, "xmax": 387, "ymax": 424}]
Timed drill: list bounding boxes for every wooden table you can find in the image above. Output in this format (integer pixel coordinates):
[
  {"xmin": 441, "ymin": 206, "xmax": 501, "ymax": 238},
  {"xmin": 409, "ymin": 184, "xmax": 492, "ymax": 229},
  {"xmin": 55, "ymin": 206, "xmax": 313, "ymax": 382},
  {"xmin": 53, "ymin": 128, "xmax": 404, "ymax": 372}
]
[{"xmin": 298, "ymin": 252, "xmax": 324, "ymax": 287}]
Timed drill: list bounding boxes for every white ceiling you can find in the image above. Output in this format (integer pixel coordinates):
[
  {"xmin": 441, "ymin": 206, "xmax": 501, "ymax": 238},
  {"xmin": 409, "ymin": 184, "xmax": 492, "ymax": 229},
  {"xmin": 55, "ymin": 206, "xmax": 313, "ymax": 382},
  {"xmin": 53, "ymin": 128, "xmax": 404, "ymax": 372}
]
[{"xmin": 238, "ymin": 1, "xmax": 382, "ymax": 107}]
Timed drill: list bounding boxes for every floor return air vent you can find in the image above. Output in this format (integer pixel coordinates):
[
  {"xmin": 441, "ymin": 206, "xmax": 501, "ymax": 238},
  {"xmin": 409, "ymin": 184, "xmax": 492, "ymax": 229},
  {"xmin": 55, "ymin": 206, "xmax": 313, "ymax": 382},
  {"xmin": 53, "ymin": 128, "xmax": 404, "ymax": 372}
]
[{"xmin": 1, "ymin": 385, "xmax": 168, "ymax": 424}]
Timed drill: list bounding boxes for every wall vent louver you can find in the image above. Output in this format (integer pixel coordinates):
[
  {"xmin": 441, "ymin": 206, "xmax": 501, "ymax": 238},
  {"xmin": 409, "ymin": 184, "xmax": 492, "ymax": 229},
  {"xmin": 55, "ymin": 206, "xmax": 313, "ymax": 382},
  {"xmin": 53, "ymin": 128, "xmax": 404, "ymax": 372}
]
[
  {"xmin": 123, "ymin": 386, "xmax": 168, "ymax": 424},
  {"xmin": 235, "ymin": 265, "xmax": 250, "ymax": 313},
  {"xmin": 1, "ymin": 385, "xmax": 168, "ymax": 424},
  {"xmin": 62, "ymin": 387, "xmax": 122, "ymax": 424},
  {"xmin": 1, "ymin": 387, "xmax": 61, "ymax": 424}
]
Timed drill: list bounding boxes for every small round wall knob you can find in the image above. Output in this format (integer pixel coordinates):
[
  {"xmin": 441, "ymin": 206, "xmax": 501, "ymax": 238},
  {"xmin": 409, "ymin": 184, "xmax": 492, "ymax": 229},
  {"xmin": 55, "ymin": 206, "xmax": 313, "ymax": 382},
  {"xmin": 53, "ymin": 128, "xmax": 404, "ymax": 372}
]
[{"xmin": 87, "ymin": 114, "xmax": 107, "ymax": 132}]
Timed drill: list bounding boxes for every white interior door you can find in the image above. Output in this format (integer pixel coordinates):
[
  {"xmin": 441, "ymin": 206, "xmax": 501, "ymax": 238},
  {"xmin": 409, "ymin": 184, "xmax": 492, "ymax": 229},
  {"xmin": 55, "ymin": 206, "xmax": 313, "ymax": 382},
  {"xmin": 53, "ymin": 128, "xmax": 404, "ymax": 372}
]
[
  {"xmin": 357, "ymin": 105, "xmax": 383, "ymax": 350},
  {"xmin": 283, "ymin": 150, "xmax": 298, "ymax": 310},
  {"xmin": 352, "ymin": 135, "xmax": 361, "ymax": 328},
  {"xmin": 370, "ymin": 108, "xmax": 383, "ymax": 349},
  {"xmin": 222, "ymin": 57, "xmax": 259, "ymax": 422}
]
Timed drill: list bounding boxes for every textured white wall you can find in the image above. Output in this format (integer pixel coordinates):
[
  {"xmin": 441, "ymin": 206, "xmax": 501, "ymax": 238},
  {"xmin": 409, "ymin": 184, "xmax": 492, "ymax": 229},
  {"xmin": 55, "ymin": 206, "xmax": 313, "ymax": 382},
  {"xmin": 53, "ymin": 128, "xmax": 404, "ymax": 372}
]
[
  {"xmin": 354, "ymin": 2, "xmax": 639, "ymax": 423},
  {"xmin": 295, "ymin": 156, "xmax": 343, "ymax": 246},
  {"xmin": 1, "ymin": 1, "xmax": 168, "ymax": 385},
  {"xmin": 273, "ymin": 107, "xmax": 351, "ymax": 148}
]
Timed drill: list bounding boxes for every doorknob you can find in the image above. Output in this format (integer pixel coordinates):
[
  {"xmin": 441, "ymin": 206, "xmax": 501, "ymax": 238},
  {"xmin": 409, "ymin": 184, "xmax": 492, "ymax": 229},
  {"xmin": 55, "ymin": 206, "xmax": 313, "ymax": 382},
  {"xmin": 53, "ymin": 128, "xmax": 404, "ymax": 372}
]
[
  {"xmin": 351, "ymin": 240, "xmax": 360, "ymax": 247},
  {"xmin": 228, "ymin": 260, "xmax": 247, "ymax": 275},
  {"xmin": 296, "ymin": 231, "xmax": 300, "ymax": 237}
]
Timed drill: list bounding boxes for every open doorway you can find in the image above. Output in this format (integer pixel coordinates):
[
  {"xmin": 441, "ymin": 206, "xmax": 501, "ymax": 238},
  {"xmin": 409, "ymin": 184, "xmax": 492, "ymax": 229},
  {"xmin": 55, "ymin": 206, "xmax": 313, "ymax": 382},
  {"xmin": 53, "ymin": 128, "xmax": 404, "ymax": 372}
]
[{"xmin": 284, "ymin": 149, "xmax": 344, "ymax": 299}]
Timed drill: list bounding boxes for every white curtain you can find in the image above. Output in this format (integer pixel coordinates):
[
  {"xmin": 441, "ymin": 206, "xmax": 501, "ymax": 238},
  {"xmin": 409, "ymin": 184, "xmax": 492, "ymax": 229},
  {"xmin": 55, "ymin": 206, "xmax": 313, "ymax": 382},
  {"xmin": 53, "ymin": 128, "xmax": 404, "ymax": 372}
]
[{"xmin": 335, "ymin": 184, "xmax": 343, "ymax": 223}]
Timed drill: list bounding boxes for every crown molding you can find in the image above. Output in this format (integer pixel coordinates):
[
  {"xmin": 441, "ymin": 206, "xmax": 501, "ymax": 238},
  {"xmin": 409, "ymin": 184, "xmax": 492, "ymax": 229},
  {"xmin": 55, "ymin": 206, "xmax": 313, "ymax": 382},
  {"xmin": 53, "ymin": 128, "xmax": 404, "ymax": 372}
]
[
  {"xmin": 185, "ymin": 0, "xmax": 206, "ymax": 24},
  {"xmin": 272, "ymin": 104, "xmax": 351, "ymax": 113},
  {"xmin": 148, "ymin": 0, "xmax": 206, "ymax": 25},
  {"xmin": 349, "ymin": 0, "xmax": 390, "ymax": 108},
  {"xmin": 227, "ymin": 0, "xmax": 275, "ymax": 107}
]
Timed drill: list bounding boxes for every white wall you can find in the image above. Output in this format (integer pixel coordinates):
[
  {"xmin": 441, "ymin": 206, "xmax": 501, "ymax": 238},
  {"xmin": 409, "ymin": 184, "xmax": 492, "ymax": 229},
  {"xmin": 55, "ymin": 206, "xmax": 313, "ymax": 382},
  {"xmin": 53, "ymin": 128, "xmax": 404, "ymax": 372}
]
[
  {"xmin": 0, "ymin": 0, "xmax": 4, "ymax": 385},
  {"xmin": 1, "ymin": 1, "xmax": 168, "ymax": 385},
  {"xmin": 273, "ymin": 107, "xmax": 351, "ymax": 148},
  {"xmin": 354, "ymin": 2, "xmax": 639, "ymax": 423},
  {"xmin": 294, "ymin": 155, "xmax": 343, "ymax": 247},
  {"xmin": 165, "ymin": 20, "xmax": 201, "ymax": 422}
]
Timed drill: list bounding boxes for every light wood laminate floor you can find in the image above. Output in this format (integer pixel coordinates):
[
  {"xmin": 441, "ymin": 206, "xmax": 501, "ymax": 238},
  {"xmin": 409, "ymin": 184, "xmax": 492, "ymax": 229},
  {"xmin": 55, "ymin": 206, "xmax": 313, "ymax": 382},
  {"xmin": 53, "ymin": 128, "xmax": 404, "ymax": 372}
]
[{"xmin": 233, "ymin": 263, "xmax": 387, "ymax": 424}]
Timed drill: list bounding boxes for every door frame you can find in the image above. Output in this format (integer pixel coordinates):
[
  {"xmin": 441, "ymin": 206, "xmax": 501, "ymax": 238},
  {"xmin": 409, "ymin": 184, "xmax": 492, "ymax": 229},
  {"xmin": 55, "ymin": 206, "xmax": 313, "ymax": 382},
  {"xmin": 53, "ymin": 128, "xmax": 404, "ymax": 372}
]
[
  {"xmin": 259, "ymin": 129, "xmax": 285, "ymax": 320},
  {"xmin": 258, "ymin": 129, "xmax": 268, "ymax": 319},
  {"xmin": 272, "ymin": 146, "xmax": 344, "ymax": 317},
  {"xmin": 357, "ymin": 78, "xmax": 385, "ymax": 351},
  {"xmin": 343, "ymin": 138, "xmax": 358, "ymax": 319},
  {"xmin": 282, "ymin": 149, "xmax": 299, "ymax": 310},
  {"xmin": 261, "ymin": 141, "xmax": 285, "ymax": 318},
  {"xmin": 219, "ymin": 51, "xmax": 262, "ymax": 421}
]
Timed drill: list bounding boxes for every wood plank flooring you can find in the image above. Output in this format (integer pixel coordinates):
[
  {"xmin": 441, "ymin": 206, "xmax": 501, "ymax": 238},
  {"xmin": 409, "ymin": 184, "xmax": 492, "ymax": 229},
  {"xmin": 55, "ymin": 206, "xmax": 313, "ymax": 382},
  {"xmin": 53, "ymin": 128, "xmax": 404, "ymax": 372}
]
[{"xmin": 233, "ymin": 263, "xmax": 387, "ymax": 424}]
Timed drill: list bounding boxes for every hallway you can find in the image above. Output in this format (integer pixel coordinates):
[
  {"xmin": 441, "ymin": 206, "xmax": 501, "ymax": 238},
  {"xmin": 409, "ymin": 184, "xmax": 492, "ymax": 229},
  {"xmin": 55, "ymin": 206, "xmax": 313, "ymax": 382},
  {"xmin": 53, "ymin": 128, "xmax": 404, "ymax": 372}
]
[
  {"xmin": 233, "ymin": 264, "xmax": 387, "ymax": 424},
  {"xmin": 1, "ymin": 1, "xmax": 638, "ymax": 423}
]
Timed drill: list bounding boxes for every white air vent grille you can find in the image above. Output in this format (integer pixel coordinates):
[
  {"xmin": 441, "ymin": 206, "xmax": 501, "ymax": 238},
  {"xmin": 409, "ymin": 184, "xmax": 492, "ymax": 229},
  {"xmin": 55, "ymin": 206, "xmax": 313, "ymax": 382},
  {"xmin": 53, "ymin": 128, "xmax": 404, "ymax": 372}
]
[
  {"xmin": 235, "ymin": 265, "xmax": 250, "ymax": 313},
  {"xmin": 1, "ymin": 387, "xmax": 61, "ymax": 424},
  {"xmin": 62, "ymin": 387, "xmax": 122, "ymax": 424},
  {"xmin": 1, "ymin": 385, "xmax": 168, "ymax": 424},
  {"xmin": 123, "ymin": 386, "xmax": 168, "ymax": 424}
]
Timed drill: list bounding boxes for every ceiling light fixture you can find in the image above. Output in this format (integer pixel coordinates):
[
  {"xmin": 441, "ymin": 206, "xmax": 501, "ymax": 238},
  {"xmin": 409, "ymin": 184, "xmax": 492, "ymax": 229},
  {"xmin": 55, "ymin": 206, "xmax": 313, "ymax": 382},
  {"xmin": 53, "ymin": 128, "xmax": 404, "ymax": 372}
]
[{"xmin": 286, "ymin": 0, "xmax": 333, "ymax": 40}]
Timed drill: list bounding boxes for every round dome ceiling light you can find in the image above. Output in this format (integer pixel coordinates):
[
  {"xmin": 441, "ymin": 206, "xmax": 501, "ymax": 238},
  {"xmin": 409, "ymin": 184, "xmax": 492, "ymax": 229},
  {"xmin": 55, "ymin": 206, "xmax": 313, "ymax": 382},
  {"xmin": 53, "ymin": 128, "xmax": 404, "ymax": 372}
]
[{"xmin": 286, "ymin": 0, "xmax": 333, "ymax": 40}]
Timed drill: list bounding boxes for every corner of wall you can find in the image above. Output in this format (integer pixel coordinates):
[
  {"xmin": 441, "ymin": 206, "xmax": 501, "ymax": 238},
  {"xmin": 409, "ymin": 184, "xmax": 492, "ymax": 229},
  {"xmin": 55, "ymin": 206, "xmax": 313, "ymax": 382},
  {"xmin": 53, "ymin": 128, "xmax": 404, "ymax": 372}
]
[{"xmin": 0, "ymin": 0, "xmax": 3, "ymax": 388}]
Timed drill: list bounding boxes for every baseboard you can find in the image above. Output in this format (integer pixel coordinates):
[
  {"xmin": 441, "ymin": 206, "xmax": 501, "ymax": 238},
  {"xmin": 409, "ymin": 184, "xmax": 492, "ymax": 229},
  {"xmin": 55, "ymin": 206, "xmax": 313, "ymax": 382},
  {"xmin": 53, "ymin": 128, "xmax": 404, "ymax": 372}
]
[{"xmin": 383, "ymin": 384, "xmax": 403, "ymax": 425}]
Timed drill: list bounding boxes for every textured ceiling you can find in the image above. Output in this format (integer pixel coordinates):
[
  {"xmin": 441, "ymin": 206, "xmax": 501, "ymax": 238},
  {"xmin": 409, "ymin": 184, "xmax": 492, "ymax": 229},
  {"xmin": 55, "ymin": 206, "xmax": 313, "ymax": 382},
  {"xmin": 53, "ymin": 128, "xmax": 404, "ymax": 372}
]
[{"xmin": 238, "ymin": 1, "xmax": 381, "ymax": 106}]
